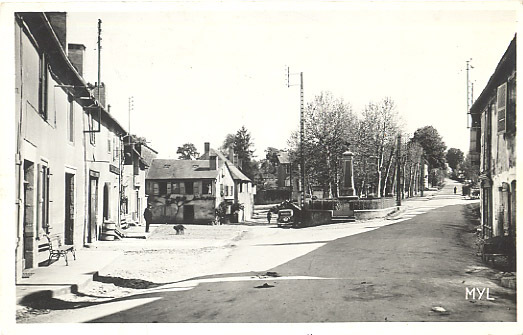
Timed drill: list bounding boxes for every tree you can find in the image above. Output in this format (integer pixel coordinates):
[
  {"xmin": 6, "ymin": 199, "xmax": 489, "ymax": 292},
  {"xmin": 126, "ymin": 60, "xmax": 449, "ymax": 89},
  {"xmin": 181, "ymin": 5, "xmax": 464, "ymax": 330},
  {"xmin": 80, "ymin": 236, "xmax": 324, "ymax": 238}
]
[
  {"xmin": 288, "ymin": 92, "xmax": 356, "ymax": 198},
  {"xmin": 412, "ymin": 126, "xmax": 447, "ymax": 187},
  {"xmin": 176, "ymin": 143, "xmax": 200, "ymax": 160},
  {"xmin": 221, "ymin": 126, "xmax": 257, "ymax": 180},
  {"xmin": 353, "ymin": 97, "xmax": 403, "ymax": 198},
  {"xmin": 446, "ymin": 148, "xmax": 464, "ymax": 173}
]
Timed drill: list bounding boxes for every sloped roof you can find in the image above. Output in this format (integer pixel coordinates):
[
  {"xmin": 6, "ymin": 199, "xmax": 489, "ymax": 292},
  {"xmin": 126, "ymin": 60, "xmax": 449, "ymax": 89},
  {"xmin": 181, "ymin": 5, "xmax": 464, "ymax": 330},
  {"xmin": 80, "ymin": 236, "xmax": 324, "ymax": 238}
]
[
  {"xmin": 147, "ymin": 159, "xmax": 218, "ymax": 180},
  {"xmin": 199, "ymin": 149, "xmax": 251, "ymax": 182},
  {"xmin": 276, "ymin": 152, "xmax": 290, "ymax": 164}
]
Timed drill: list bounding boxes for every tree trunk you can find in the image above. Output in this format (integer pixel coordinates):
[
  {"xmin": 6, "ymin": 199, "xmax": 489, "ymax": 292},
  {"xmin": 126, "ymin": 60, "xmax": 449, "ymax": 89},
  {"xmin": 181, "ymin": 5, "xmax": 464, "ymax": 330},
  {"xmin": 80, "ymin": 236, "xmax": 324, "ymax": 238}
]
[{"xmin": 382, "ymin": 146, "xmax": 395, "ymax": 197}]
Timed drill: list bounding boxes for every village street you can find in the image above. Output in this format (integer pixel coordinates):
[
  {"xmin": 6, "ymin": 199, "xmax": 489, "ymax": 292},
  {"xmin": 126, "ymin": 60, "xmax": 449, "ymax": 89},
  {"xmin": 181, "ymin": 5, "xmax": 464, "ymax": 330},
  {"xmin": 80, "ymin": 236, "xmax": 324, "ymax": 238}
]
[{"xmin": 17, "ymin": 180, "xmax": 515, "ymax": 323}]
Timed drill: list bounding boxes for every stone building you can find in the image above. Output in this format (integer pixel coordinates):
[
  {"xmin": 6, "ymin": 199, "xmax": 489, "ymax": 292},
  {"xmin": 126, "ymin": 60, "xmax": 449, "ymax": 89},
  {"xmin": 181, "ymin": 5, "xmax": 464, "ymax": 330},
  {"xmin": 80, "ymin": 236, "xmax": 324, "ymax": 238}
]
[
  {"xmin": 468, "ymin": 35, "xmax": 516, "ymax": 240},
  {"xmin": 146, "ymin": 143, "xmax": 254, "ymax": 224},
  {"xmin": 14, "ymin": 12, "xmax": 126, "ymax": 281}
]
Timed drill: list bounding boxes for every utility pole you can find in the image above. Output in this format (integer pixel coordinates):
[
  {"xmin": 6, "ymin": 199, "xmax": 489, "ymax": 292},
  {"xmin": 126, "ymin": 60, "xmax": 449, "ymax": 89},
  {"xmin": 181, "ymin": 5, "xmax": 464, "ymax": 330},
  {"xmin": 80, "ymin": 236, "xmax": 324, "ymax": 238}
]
[
  {"xmin": 97, "ymin": 19, "xmax": 102, "ymax": 102},
  {"xmin": 466, "ymin": 59, "xmax": 474, "ymax": 127},
  {"xmin": 396, "ymin": 134, "xmax": 401, "ymax": 206},
  {"xmin": 286, "ymin": 67, "xmax": 306, "ymax": 209}
]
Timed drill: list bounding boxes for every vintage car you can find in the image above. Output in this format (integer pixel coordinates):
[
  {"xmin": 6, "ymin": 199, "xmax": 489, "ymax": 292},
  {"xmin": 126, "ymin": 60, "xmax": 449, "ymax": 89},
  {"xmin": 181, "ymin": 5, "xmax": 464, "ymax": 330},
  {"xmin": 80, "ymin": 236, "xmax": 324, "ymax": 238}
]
[{"xmin": 277, "ymin": 208, "xmax": 294, "ymax": 227}]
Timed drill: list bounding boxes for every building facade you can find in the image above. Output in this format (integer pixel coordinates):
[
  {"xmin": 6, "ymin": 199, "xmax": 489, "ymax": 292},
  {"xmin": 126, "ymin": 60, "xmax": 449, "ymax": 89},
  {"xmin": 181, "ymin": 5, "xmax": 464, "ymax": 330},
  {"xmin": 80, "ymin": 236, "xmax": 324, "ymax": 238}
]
[
  {"xmin": 146, "ymin": 143, "xmax": 254, "ymax": 224},
  {"xmin": 122, "ymin": 135, "xmax": 157, "ymax": 226},
  {"xmin": 14, "ymin": 12, "xmax": 127, "ymax": 281},
  {"xmin": 469, "ymin": 35, "xmax": 516, "ymax": 240}
]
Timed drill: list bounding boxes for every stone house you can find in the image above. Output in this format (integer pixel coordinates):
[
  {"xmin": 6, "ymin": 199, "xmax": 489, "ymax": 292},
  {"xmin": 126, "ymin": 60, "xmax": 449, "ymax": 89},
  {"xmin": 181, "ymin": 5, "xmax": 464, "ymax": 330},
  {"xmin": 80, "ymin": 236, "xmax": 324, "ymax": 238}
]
[
  {"xmin": 121, "ymin": 135, "xmax": 157, "ymax": 226},
  {"xmin": 468, "ymin": 35, "xmax": 516, "ymax": 240},
  {"xmin": 14, "ymin": 12, "xmax": 127, "ymax": 281},
  {"xmin": 145, "ymin": 143, "xmax": 254, "ymax": 224}
]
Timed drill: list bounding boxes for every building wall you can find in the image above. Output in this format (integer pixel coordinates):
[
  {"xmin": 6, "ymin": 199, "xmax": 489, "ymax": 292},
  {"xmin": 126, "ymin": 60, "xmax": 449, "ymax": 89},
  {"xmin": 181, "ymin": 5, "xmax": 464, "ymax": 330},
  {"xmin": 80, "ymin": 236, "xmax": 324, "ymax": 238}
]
[
  {"xmin": 235, "ymin": 181, "xmax": 254, "ymax": 221},
  {"xmin": 478, "ymin": 60, "xmax": 516, "ymax": 239},
  {"xmin": 83, "ymin": 114, "xmax": 122, "ymax": 242},
  {"xmin": 15, "ymin": 20, "xmax": 87, "ymax": 276}
]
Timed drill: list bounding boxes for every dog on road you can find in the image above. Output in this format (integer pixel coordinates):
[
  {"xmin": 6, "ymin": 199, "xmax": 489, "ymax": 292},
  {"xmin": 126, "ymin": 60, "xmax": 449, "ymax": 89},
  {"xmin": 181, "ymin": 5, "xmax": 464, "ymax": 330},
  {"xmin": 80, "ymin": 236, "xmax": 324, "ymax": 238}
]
[{"xmin": 173, "ymin": 224, "xmax": 185, "ymax": 235}]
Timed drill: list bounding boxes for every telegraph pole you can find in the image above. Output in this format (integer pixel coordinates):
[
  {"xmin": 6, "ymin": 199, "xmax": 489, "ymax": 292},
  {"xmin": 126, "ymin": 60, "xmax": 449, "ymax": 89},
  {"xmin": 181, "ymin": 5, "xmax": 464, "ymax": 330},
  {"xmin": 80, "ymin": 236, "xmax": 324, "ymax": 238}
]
[
  {"xmin": 396, "ymin": 134, "xmax": 402, "ymax": 206},
  {"xmin": 97, "ymin": 19, "xmax": 102, "ymax": 102},
  {"xmin": 286, "ymin": 67, "xmax": 306, "ymax": 209},
  {"xmin": 466, "ymin": 59, "xmax": 474, "ymax": 127}
]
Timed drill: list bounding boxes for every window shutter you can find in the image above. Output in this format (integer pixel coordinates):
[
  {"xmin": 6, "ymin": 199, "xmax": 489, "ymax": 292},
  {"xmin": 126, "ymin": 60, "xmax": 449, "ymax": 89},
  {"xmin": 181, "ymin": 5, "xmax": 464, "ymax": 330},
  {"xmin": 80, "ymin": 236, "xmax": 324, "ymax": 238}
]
[{"xmin": 497, "ymin": 82, "xmax": 507, "ymax": 133}]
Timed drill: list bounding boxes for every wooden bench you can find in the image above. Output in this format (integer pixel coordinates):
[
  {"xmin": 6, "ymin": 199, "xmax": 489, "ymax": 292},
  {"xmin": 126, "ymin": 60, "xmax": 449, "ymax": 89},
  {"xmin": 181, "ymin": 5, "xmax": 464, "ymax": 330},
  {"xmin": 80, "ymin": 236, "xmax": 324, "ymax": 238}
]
[{"xmin": 44, "ymin": 235, "xmax": 76, "ymax": 266}]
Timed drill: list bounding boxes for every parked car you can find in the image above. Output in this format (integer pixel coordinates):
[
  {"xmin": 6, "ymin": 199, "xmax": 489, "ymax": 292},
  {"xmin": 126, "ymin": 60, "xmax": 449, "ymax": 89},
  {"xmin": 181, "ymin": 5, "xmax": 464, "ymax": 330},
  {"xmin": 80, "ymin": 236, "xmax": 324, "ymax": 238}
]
[{"xmin": 277, "ymin": 208, "xmax": 295, "ymax": 227}]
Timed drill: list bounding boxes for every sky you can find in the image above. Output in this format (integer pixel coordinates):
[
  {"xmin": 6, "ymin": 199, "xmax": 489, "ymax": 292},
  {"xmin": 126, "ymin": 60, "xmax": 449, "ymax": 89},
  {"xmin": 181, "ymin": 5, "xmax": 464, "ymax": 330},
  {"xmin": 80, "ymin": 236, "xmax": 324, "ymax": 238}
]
[{"xmin": 16, "ymin": 1, "xmax": 520, "ymax": 159}]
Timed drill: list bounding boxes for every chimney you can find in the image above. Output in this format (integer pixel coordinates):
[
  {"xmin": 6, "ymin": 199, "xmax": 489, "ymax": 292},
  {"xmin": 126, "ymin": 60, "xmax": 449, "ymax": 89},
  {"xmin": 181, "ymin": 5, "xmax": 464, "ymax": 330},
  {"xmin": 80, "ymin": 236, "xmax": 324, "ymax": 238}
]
[
  {"xmin": 210, "ymin": 155, "xmax": 217, "ymax": 170},
  {"xmin": 93, "ymin": 82, "xmax": 107, "ymax": 108},
  {"xmin": 228, "ymin": 147, "xmax": 234, "ymax": 162},
  {"xmin": 68, "ymin": 43, "xmax": 86, "ymax": 76},
  {"xmin": 204, "ymin": 142, "xmax": 210, "ymax": 156},
  {"xmin": 46, "ymin": 12, "xmax": 67, "ymax": 50}
]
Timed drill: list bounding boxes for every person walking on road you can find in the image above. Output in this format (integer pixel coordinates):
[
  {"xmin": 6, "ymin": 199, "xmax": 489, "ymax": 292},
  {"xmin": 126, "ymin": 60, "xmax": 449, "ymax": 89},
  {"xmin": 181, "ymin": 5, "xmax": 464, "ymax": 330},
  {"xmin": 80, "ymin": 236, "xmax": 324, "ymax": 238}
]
[
  {"xmin": 267, "ymin": 210, "xmax": 272, "ymax": 224},
  {"xmin": 454, "ymin": 186, "xmax": 457, "ymax": 194},
  {"xmin": 144, "ymin": 205, "xmax": 153, "ymax": 233}
]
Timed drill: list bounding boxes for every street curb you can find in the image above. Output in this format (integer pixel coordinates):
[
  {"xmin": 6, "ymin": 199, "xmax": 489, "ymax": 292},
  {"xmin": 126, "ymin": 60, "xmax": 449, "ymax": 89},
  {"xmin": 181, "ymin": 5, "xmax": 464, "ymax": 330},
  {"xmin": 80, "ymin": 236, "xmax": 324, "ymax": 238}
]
[
  {"xmin": 16, "ymin": 250, "xmax": 122, "ymax": 306},
  {"xmin": 17, "ymin": 272, "xmax": 98, "ymax": 305}
]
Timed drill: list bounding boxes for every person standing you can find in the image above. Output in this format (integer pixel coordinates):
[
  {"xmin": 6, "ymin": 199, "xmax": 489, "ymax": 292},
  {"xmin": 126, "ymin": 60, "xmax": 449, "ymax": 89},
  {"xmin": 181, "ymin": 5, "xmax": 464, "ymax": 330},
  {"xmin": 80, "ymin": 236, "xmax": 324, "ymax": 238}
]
[
  {"xmin": 267, "ymin": 210, "xmax": 272, "ymax": 224},
  {"xmin": 144, "ymin": 205, "xmax": 153, "ymax": 233},
  {"xmin": 454, "ymin": 186, "xmax": 457, "ymax": 194}
]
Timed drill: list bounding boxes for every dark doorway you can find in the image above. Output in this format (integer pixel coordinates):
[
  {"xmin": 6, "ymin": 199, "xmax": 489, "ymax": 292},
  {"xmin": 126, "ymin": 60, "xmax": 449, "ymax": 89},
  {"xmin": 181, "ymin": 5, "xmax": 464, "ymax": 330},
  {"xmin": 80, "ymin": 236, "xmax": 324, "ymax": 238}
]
[
  {"xmin": 184, "ymin": 205, "xmax": 194, "ymax": 223},
  {"xmin": 88, "ymin": 174, "xmax": 99, "ymax": 243},
  {"xmin": 65, "ymin": 173, "xmax": 75, "ymax": 245},
  {"xmin": 23, "ymin": 161, "xmax": 35, "ymax": 269},
  {"xmin": 103, "ymin": 182, "xmax": 110, "ymax": 220}
]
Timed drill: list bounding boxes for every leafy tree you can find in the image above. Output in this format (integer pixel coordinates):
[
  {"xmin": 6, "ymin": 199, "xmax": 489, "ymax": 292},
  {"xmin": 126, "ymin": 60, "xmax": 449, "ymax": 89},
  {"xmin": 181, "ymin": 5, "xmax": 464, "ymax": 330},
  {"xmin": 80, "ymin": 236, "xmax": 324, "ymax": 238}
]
[
  {"xmin": 353, "ymin": 97, "xmax": 402, "ymax": 198},
  {"xmin": 412, "ymin": 126, "xmax": 447, "ymax": 187},
  {"xmin": 412, "ymin": 126, "xmax": 447, "ymax": 169},
  {"xmin": 221, "ymin": 126, "xmax": 257, "ymax": 180},
  {"xmin": 446, "ymin": 148, "xmax": 464, "ymax": 172},
  {"xmin": 288, "ymin": 92, "xmax": 356, "ymax": 198},
  {"xmin": 176, "ymin": 143, "xmax": 200, "ymax": 160}
]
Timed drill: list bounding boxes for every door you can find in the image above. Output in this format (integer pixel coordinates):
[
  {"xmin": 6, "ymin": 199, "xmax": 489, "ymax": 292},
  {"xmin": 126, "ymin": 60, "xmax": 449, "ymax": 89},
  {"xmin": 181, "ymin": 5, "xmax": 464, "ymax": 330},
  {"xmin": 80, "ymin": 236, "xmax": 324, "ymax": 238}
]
[
  {"xmin": 64, "ymin": 173, "xmax": 75, "ymax": 245},
  {"xmin": 88, "ymin": 175, "xmax": 98, "ymax": 243},
  {"xmin": 23, "ymin": 161, "xmax": 35, "ymax": 269}
]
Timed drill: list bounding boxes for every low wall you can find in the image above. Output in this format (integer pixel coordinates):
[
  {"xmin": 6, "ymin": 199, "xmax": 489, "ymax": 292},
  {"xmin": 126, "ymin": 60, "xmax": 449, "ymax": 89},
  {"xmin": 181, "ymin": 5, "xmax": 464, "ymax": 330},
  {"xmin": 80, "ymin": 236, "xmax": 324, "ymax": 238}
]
[
  {"xmin": 355, "ymin": 206, "xmax": 400, "ymax": 220},
  {"xmin": 350, "ymin": 197, "xmax": 396, "ymax": 210},
  {"xmin": 299, "ymin": 210, "xmax": 333, "ymax": 228}
]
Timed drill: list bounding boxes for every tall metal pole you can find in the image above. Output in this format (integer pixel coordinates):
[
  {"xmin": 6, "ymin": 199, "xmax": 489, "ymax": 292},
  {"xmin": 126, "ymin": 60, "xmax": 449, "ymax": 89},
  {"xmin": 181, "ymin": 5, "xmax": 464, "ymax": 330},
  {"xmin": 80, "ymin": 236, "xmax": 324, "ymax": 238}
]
[
  {"xmin": 466, "ymin": 59, "xmax": 473, "ymax": 127},
  {"xmin": 300, "ymin": 72, "xmax": 305, "ymax": 209},
  {"xmin": 396, "ymin": 134, "xmax": 402, "ymax": 206},
  {"xmin": 97, "ymin": 19, "xmax": 102, "ymax": 102}
]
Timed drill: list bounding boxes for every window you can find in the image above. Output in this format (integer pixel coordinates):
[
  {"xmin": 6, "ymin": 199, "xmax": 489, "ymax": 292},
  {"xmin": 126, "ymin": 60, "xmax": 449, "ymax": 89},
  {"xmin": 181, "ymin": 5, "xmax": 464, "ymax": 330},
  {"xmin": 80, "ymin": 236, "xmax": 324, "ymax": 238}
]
[
  {"xmin": 180, "ymin": 182, "xmax": 186, "ymax": 194},
  {"xmin": 152, "ymin": 182, "xmax": 159, "ymax": 195},
  {"xmin": 159, "ymin": 182, "xmax": 167, "ymax": 195},
  {"xmin": 166, "ymin": 182, "xmax": 172, "ymax": 194},
  {"xmin": 507, "ymin": 76, "xmax": 516, "ymax": 134},
  {"xmin": 172, "ymin": 182, "xmax": 180, "ymax": 194},
  {"xmin": 185, "ymin": 181, "xmax": 194, "ymax": 195},
  {"xmin": 193, "ymin": 181, "xmax": 200, "ymax": 195},
  {"xmin": 38, "ymin": 52, "xmax": 49, "ymax": 119},
  {"xmin": 497, "ymin": 82, "xmax": 507, "ymax": 133},
  {"xmin": 239, "ymin": 182, "xmax": 243, "ymax": 193},
  {"xmin": 202, "ymin": 180, "xmax": 212, "ymax": 195},
  {"xmin": 220, "ymin": 184, "xmax": 224, "ymax": 195},
  {"xmin": 224, "ymin": 185, "xmax": 228, "ymax": 196},
  {"xmin": 67, "ymin": 98, "xmax": 74, "ymax": 143},
  {"xmin": 89, "ymin": 114, "xmax": 97, "ymax": 145},
  {"xmin": 107, "ymin": 134, "xmax": 112, "ymax": 154}
]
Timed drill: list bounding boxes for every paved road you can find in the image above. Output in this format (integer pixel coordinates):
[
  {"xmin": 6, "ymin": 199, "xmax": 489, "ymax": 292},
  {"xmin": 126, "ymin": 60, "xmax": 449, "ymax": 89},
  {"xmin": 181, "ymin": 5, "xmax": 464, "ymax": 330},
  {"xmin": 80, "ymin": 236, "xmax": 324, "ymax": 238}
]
[{"xmin": 81, "ymin": 182, "xmax": 515, "ymax": 322}]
